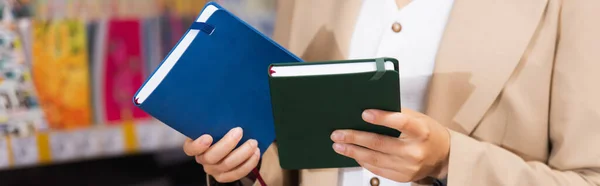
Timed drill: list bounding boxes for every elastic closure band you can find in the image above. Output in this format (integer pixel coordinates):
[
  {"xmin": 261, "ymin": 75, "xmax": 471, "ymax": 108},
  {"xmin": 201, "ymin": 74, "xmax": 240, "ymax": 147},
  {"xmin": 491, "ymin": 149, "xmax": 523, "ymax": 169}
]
[
  {"xmin": 190, "ymin": 22, "xmax": 215, "ymax": 35},
  {"xmin": 369, "ymin": 58, "xmax": 386, "ymax": 80}
]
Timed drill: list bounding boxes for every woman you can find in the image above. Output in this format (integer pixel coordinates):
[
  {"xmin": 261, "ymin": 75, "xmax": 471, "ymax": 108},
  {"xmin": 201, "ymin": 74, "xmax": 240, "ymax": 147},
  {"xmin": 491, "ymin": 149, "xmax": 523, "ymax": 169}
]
[{"xmin": 184, "ymin": 0, "xmax": 600, "ymax": 185}]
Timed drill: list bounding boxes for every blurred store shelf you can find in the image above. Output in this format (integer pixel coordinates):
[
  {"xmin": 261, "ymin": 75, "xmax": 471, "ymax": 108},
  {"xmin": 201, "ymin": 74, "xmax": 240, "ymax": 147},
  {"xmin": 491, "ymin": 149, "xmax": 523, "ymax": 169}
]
[
  {"xmin": 0, "ymin": 120, "xmax": 187, "ymax": 170},
  {"xmin": 0, "ymin": 0, "xmax": 277, "ymax": 172}
]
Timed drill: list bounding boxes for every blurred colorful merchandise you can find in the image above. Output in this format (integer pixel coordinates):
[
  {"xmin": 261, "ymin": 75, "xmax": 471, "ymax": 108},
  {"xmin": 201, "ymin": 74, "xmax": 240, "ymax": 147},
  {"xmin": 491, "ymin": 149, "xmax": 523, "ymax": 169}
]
[
  {"xmin": 31, "ymin": 19, "xmax": 92, "ymax": 130},
  {"xmin": 101, "ymin": 19, "xmax": 149, "ymax": 124},
  {"xmin": 141, "ymin": 17, "xmax": 162, "ymax": 76},
  {"xmin": 216, "ymin": 0, "xmax": 276, "ymax": 36},
  {"xmin": 10, "ymin": 0, "xmax": 33, "ymax": 19},
  {"xmin": 0, "ymin": 0, "xmax": 282, "ymax": 168},
  {"xmin": 0, "ymin": 0, "xmax": 46, "ymax": 137}
]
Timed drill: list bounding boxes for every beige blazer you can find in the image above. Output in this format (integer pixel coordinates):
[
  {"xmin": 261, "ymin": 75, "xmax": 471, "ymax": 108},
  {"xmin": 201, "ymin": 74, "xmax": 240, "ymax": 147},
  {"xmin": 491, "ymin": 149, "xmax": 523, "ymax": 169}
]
[{"xmin": 248, "ymin": 0, "xmax": 600, "ymax": 185}]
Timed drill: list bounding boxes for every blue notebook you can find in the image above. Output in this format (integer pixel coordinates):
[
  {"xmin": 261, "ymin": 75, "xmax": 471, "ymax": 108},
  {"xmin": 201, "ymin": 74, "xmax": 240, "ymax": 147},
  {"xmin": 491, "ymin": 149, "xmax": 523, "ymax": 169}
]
[{"xmin": 133, "ymin": 2, "xmax": 302, "ymax": 154}]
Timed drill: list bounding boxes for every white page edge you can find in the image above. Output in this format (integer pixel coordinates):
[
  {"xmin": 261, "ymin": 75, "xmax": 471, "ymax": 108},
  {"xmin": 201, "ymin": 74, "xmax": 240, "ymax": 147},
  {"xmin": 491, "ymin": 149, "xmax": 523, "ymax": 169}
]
[{"xmin": 270, "ymin": 61, "xmax": 396, "ymax": 77}]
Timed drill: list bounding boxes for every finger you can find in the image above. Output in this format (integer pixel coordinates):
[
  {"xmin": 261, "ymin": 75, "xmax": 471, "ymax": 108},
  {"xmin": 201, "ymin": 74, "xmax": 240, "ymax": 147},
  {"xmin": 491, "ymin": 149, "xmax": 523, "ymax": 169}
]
[
  {"xmin": 363, "ymin": 109, "xmax": 428, "ymax": 138},
  {"xmin": 183, "ymin": 134, "xmax": 213, "ymax": 156},
  {"xmin": 332, "ymin": 143, "xmax": 401, "ymax": 170},
  {"xmin": 213, "ymin": 148, "xmax": 261, "ymax": 183},
  {"xmin": 197, "ymin": 127, "xmax": 243, "ymax": 164},
  {"xmin": 358, "ymin": 162, "xmax": 413, "ymax": 183},
  {"xmin": 203, "ymin": 139, "xmax": 258, "ymax": 173},
  {"xmin": 331, "ymin": 129, "xmax": 401, "ymax": 154}
]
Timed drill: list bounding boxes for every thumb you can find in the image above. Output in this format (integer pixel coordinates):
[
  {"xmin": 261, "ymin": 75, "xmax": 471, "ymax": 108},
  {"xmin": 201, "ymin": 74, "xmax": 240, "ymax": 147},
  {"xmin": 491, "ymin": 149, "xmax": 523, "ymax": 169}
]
[{"xmin": 362, "ymin": 109, "xmax": 428, "ymax": 138}]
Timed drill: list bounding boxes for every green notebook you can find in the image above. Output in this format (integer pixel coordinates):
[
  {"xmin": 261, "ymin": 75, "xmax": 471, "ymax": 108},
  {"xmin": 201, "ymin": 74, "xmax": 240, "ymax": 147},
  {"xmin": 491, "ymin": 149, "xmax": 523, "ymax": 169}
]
[{"xmin": 268, "ymin": 57, "xmax": 402, "ymax": 169}]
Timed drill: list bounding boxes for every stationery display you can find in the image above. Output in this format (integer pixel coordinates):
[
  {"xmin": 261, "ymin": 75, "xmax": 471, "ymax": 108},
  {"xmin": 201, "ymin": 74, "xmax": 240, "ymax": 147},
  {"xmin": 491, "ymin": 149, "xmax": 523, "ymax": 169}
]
[{"xmin": 0, "ymin": 0, "xmax": 279, "ymax": 170}]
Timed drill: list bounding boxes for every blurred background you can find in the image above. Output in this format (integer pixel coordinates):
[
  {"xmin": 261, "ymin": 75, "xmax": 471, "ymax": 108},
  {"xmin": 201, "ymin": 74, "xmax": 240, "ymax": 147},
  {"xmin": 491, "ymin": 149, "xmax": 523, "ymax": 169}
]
[{"xmin": 0, "ymin": 0, "xmax": 276, "ymax": 185}]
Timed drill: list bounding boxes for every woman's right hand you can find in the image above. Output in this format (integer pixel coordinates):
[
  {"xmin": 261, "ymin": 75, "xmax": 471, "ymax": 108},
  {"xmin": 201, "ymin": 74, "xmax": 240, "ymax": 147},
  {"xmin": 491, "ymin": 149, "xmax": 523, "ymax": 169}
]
[{"xmin": 183, "ymin": 127, "xmax": 260, "ymax": 183}]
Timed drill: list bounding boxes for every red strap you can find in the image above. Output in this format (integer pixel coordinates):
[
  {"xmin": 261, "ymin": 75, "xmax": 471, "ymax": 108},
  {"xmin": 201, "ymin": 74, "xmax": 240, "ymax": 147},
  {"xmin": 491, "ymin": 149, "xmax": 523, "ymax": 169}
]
[{"xmin": 252, "ymin": 167, "xmax": 267, "ymax": 186}]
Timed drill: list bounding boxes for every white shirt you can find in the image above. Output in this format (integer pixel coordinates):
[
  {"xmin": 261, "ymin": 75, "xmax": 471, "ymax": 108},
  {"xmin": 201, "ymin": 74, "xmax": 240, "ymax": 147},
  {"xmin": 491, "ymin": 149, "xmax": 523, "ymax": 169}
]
[{"xmin": 342, "ymin": 0, "xmax": 454, "ymax": 185}]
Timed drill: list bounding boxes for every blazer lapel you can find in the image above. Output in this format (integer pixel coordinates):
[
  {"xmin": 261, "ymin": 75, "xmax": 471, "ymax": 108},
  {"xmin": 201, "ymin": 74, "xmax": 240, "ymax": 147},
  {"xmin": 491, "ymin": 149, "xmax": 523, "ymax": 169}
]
[
  {"xmin": 426, "ymin": 0, "xmax": 549, "ymax": 134},
  {"xmin": 286, "ymin": 0, "xmax": 363, "ymax": 61},
  {"xmin": 330, "ymin": 0, "xmax": 364, "ymax": 60}
]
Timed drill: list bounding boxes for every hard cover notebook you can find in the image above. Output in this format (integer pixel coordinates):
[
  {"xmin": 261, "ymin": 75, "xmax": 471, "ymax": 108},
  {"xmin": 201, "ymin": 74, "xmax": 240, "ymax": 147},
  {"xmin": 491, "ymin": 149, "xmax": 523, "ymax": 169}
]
[
  {"xmin": 101, "ymin": 19, "xmax": 150, "ymax": 125},
  {"xmin": 133, "ymin": 2, "xmax": 302, "ymax": 154},
  {"xmin": 268, "ymin": 58, "xmax": 401, "ymax": 169},
  {"xmin": 31, "ymin": 19, "xmax": 93, "ymax": 129}
]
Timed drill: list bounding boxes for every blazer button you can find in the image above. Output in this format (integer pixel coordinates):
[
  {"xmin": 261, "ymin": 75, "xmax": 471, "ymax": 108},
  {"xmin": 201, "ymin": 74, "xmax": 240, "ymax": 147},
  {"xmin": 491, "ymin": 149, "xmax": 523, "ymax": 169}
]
[
  {"xmin": 370, "ymin": 177, "xmax": 380, "ymax": 186},
  {"xmin": 391, "ymin": 22, "xmax": 402, "ymax": 33}
]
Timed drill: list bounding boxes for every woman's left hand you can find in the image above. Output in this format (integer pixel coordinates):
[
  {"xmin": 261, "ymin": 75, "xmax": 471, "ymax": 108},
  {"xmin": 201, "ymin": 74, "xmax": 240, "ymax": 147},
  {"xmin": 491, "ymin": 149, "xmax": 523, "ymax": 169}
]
[{"xmin": 330, "ymin": 108, "xmax": 450, "ymax": 182}]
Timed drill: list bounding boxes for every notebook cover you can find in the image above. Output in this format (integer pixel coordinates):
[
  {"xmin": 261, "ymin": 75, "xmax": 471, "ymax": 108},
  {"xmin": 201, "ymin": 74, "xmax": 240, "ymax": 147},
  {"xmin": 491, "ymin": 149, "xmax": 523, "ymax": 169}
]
[
  {"xmin": 31, "ymin": 19, "xmax": 92, "ymax": 130},
  {"xmin": 158, "ymin": 8, "xmax": 173, "ymax": 59},
  {"xmin": 168, "ymin": 14, "xmax": 184, "ymax": 49},
  {"xmin": 133, "ymin": 2, "xmax": 302, "ymax": 154},
  {"xmin": 103, "ymin": 19, "xmax": 150, "ymax": 125},
  {"xmin": 268, "ymin": 58, "xmax": 401, "ymax": 169},
  {"xmin": 142, "ymin": 17, "xmax": 163, "ymax": 77},
  {"xmin": 91, "ymin": 19, "xmax": 107, "ymax": 126},
  {"xmin": 87, "ymin": 21, "xmax": 98, "ymax": 70},
  {"xmin": 0, "ymin": 15, "xmax": 46, "ymax": 137}
]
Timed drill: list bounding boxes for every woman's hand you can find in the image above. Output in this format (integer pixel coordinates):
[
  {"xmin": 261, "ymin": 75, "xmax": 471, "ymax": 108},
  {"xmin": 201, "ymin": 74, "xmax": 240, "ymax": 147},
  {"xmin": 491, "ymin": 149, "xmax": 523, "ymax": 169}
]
[
  {"xmin": 330, "ymin": 109, "xmax": 450, "ymax": 182},
  {"xmin": 183, "ymin": 127, "xmax": 260, "ymax": 183}
]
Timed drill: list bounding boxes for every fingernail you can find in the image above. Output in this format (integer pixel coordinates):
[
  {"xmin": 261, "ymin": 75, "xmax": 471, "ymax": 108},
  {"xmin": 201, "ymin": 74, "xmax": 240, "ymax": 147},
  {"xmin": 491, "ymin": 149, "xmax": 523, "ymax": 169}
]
[
  {"xmin": 230, "ymin": 127, "xmax": 243, "ymax": 138},
  {"xmin": 198, "ymin": 135, "xmax": 211, "ymax": 146},
  {"xmin": 333, "ymin": 143, "xmax": 345, "ymax": 153},
  {"xmin": 331, "ymin": 131, "xmax": 344, "ymax": 141},
  {"xmin": 362, "ymin": 110, "xmax": 374, "ymax": 122},
  {"xmin": 254, "ymin": 148, "xmax": 260, "ymax": 157},
  {"xmin": 248, "ymin": 139, "xmax": 257, "ymax": 147}
]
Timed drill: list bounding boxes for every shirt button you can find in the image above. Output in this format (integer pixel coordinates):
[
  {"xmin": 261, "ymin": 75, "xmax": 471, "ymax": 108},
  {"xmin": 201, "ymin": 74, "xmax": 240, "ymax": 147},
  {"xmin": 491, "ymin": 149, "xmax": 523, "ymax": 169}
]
[
  {"xmin": 391, "ymin": 22, "xmax": 402, "ymax": 33},
  {"xmin": 370, "ymin": 177, "xmax": 380, "ymax": 186}
]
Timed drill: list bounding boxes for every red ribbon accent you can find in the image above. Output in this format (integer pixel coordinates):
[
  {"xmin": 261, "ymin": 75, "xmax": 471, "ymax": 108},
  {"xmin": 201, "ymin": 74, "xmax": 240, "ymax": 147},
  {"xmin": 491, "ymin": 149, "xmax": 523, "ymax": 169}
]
[
  {"xmin": 268, "ymin": 66, "xmax": 276, "ymax": 75},
  {"xmin": 252, "ymin": 167, "xmax": 267, "ymax": 186}
]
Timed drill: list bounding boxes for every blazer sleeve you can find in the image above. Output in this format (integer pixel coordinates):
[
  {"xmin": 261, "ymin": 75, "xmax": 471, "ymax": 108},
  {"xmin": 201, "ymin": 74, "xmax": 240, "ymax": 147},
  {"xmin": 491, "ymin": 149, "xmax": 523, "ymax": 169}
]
[{"xmin": 444, "ymin": 0, "xmax": 600, "ymax": 185}]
